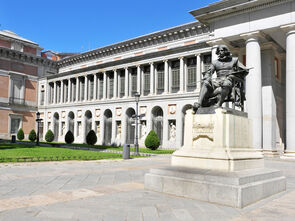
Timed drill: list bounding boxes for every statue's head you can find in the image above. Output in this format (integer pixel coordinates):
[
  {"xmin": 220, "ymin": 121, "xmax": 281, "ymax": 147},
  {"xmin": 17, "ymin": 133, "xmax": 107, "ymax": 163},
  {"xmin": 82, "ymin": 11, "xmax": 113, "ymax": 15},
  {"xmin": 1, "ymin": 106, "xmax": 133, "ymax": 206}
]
[{"xmin": 216, "ymin": 45, "xmax": 230, "ymax": 58}]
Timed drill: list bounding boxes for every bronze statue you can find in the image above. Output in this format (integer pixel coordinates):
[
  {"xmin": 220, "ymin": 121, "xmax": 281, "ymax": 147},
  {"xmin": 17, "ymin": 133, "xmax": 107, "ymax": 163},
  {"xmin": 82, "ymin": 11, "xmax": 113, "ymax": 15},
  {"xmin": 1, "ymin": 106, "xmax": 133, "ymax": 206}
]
[{"xmin": 193, "ymin": 45, "xmax": 249, "ymax": 113}]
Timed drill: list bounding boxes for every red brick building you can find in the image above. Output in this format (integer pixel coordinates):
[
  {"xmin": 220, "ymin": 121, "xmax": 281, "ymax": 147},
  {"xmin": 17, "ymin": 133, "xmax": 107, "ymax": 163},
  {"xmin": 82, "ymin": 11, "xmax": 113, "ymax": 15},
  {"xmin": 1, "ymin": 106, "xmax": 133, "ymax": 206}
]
[{"xmin": 0, "ymin": 30, "xmax": 57, "ymax": 139}]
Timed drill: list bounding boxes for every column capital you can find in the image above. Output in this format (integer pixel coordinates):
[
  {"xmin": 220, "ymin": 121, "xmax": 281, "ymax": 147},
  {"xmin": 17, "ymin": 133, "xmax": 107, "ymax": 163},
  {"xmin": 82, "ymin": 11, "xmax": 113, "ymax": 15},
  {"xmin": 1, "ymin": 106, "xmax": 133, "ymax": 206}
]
[
  {"xmin": 194, "ymin": 53, "xmax": 201, "ymax": 57},
  {"xmin": 136, "ymin": 64, "xmax": 141, "ymax": 68},
  {"xmin": 163, "ymin": 59, "xmax": 168, "ymax": 63},
  {"xmin": 240, "ymin": 31, "xmax": 266, "ymax": 42},
  {"xmin": 149, "ymin": 62, "xmax": 154, "ymax": 65},
  {"xmin": 178, "ymin": 56, "xmax": 184, "ymax": 60},
  {"xmin": 280, "ymin": 23, "xmax": 295, "ymax": 33},
  {"xmin": 124, "ymin": 67, "xmax": 128, "ymax": 70},
  {"xmin": 113, "ymin": 68, "xmax": 117, "ymax": 72}
]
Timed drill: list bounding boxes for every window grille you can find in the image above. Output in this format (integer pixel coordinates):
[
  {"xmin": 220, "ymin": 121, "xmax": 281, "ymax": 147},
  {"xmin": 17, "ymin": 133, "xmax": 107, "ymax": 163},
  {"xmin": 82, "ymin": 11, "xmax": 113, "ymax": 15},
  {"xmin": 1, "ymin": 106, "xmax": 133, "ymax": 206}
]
[
  {"xmin": 109, "ymin": 77, "xmax": 114, "ymax": 98},
  {"xmin": 187, "ymin": 57, "xmax": 197, "ymax": 92},
  {"xmin": 143, "ymin": 70, "xmax": 150, "ymax": 96},
  {"xmin": 120, "ymin": 74, "xmax": 125, "ymax": 98},
  {"xmin": 131, "ymin": 73, "xmax": 137, "ymax": 97},
  {"xmin": 171, "ymin": 61, "xmax": 180, "ymax": 93}
]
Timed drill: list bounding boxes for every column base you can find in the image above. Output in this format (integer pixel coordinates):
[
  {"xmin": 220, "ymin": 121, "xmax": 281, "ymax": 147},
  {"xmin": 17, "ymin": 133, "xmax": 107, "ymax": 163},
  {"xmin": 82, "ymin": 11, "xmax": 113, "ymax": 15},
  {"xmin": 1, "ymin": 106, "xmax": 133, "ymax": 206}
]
[
  {"xmin": 263, "ymin": 149, "xmax": 281, "ymax": 158},
  {"xmin": 281, "ymin": 151, "xmax": 295, "ymax": 159}
]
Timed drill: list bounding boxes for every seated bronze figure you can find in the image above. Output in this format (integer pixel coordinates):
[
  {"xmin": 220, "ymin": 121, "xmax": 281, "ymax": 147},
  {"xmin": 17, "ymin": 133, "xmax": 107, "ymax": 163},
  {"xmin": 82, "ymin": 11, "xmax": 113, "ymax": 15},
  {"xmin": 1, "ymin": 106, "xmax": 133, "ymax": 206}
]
[{"xmin": 193, "ymin": 45, "xmax": 249, "ymax": 113}]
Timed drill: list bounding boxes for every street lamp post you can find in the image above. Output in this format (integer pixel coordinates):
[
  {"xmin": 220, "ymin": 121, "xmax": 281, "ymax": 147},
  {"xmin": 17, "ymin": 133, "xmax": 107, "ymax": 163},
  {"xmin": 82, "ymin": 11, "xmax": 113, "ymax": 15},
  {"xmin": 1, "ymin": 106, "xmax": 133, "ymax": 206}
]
[
  {"xmin": 36, "ymin": 112, "xmax": 43, "ymax": 146},
  {"xmin": 134, "ymin": 92, "xmax": 140, "ymax": 156}
]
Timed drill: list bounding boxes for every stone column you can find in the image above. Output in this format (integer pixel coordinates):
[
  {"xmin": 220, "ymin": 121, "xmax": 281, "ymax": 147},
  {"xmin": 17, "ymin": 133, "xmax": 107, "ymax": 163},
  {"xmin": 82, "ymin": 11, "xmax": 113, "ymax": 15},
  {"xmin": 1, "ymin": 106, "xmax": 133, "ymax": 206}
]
[
  {"xmin": 124, "ymin": 68, "xmax": 129, "ymax": 97},
  {"xmin": 164, "ymin": 60, "xmax": 169, "ymax": 93},
  {"xmin": 67, "ymin": 79, "xmax": 71, "ymax": 103},
  {"xmin": 184, "ymin": 58, "xmax": 188, "ymax": 92},
  {"xmin": 111, "ymin": 117, "xmax": 116, "ymax": 144},
  {"xmin": 179, "ymin": 57, "xmax": 184, "ymax": 93},
  {"xmin": 162, "ymin": 106, "xmax": 169, "ymax": 148},
  {"xmin": 286, "ymin": 29, "xmax": 295, "ymax": 154},
  {"xmin": 150, "ymin": 63, "xmax": 154, "ymax": 95},
  {"xmin": 84, "ymin": 76, "xmax": 88, "ymax": 101},
  {"xmin": 196, "ymin": 54, "xmax": 201, "ymax": 91},
  {"xmin": 103, "ymin": 72, "xmax": 107, "ymax": 99},
  {"xmin": 75, "ymin": 77, "xmax": 79, "ymax": 102},
  {"xmin": 114, "ymin": 69, "xmax": 117, "ymax": 98},
  {"xmin": 176, "ymin": 107, "xmax": 184, "ymax": 148},
  {"xmin": 118, "ymin": 72, "xmax": 121, "ymax": 98},
  {"xmin": 137, "ymin": 65, "xmax": 141, "ymax": 94},
  {"xmin": 93, "ymin": 74, "xmax": 97, "ymax": 100},
  {"xmin": 121, "ymin": 115, "xmax": 127, "ymax": 144},
  {"xmin": 60, "ymin": 80, "xmax": 64, "ymax": 103},
  {"xmin": 245, "ymin": 37, "xmax": 262, "ymax": 149},
  {"xmin": 53, "ymin": 81, "xmax": 56, "ymax": 104}
]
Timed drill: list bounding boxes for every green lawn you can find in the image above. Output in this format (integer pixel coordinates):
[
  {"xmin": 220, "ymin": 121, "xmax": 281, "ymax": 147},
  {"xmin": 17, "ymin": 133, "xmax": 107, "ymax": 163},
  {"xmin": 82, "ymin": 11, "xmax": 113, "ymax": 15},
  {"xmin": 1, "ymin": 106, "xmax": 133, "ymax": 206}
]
[
  {"xmin": 0, "ymin": 143, "xmax": 124, "ymax": 163},
  {"xmin": 21, "ymin": 140, "xmax": 175, "ymax": 154}
]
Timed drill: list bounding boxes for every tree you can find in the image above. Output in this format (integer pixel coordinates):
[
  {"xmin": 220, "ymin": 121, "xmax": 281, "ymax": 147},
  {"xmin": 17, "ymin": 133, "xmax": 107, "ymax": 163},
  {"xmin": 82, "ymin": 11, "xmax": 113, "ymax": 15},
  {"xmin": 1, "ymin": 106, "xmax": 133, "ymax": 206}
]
[
  {"xmin": 86, "ymin": 130, "xmax": 97, "ymax": 145},
  {"xmin": 65, "ymin": 130, "xmax": 74, "ymax": 144},
  {"xmin": 144, "ymin": 130, "xmax": 160, "ymax": 150},
  {"xmin": 17, "ymin": 128, "xmax": 24, "ymax": 141},
  {"xmin": 28, "ymin": 129, "xmax": 37, "ymax": 142},
  {"xmin": 45, "ymin": 130, "xmax": 54, "ymax": 143}
]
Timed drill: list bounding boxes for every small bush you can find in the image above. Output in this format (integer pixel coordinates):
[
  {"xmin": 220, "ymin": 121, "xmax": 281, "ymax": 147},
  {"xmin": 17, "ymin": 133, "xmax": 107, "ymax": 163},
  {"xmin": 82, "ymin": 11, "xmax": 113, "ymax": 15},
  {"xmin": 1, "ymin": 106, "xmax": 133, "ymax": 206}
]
[
  {"xmin": 17, "ymin": 128, "xmax": 24, "ymax": 141},
  {"xmin": 28, "ymin": 129, "xmax": 37, "ymax": 142},
  {"xmin": 65, "ymin": 130, "xmax": 74, "ymax": 144},
  {"xmin": 86, "ymin": 130, "xmax": 97, "ymax": 145},
  {"xmin": 145, "ymin": 130, "xmax": 160, "ymax": 150},
  {"xmin": 45, "ymin": 130, "xmax": 54, "ymax": 143}
]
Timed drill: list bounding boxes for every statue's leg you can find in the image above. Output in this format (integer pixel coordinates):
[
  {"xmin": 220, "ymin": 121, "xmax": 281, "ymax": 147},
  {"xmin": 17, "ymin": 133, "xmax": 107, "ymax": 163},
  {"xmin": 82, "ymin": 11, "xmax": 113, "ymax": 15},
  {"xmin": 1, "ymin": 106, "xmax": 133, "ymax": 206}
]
[
  {"xmin": 216, "ymin": 86, "xmax": 230, "ymax": 107},
  {"xmin": 193, "ymin": 82, "xmax": 210, "ymax": 113}
]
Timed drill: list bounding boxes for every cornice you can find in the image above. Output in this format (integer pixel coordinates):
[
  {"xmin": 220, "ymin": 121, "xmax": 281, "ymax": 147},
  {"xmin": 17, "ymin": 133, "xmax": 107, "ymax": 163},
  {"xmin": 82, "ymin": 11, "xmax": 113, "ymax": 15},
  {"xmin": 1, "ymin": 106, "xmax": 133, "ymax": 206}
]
[
  {"xmin": 49, "ymin": 41, "xmax": 209, "ymax": 80},
  {"xmin": 0, "ymin": 46, "xmax": 58, "ymax": 68},
  {"xmin": 191, "ymin": 0, "xmax": 293, "ymax": 25},
  {"xmin": 57, "ymin": 22, "xmax": 209, "ymax": 68}
]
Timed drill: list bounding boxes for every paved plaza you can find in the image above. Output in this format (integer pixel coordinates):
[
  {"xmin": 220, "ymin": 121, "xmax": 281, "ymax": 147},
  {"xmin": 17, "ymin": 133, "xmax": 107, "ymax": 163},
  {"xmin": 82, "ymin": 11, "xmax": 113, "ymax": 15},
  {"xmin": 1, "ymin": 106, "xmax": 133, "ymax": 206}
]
[{"xmin": 0, "ymin": 155, "xmax": 295, "ymax": 221}]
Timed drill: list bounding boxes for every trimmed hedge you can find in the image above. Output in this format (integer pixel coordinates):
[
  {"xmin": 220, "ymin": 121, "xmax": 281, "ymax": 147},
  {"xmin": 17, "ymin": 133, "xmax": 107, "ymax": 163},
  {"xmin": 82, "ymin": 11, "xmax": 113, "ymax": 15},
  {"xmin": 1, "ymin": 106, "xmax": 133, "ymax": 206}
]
[
  {"xmin": 17, "ymin": 128, "xmax": 24, "ymax": 141},
  {"xmin": 144, "ymin": 130, "xmax": 160, "ymax": 150},
  {"xmin": 28, "ymin": 129, "xmax": 37, "ymax": 142},
  {"xmin": 45, "ymin": 130, "xmax": 54, "ymax": 143},
  {"xmin": 86, "ymin": 130, "xmax": 97, "ymax": 145},
  {"xmin": 65, "ymin": 130, "xmax": 74, "ymax": 144}
]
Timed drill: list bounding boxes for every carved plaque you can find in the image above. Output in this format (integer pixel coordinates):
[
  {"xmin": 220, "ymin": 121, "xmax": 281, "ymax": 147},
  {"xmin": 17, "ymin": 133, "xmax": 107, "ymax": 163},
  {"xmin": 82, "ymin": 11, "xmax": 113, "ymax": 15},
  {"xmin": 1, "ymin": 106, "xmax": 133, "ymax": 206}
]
[
  {"xmin": 140, "ymin": 106, "xmax": 147, "ymax": 115},
  {"xmin": 116, "ymin": 107, "xmax": 122, "ymax": 116},
  {"xmin": 168, "ymin": 104, "xmax": 176, "ymax": 115},
  {"xmin": 95, "ymin": 109, "xmax": 101, "ymax": 117},
  {"xmin": 77, "ymin": 110, "xmax": 82, "ymax": 118}
]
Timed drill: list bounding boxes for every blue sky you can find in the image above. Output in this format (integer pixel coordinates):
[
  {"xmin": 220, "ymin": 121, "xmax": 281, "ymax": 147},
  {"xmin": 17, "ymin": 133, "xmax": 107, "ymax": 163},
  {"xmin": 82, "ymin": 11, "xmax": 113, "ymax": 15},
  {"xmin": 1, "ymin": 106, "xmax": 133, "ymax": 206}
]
[{"xmin": 0, "ymin": 0, "xmax": 216, "ymax": 53}]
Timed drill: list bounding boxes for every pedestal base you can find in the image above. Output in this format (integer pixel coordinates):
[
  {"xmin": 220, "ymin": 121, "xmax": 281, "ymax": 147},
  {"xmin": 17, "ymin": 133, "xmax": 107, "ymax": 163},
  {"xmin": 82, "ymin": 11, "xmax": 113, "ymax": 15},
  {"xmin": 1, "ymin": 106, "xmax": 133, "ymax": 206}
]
[{"xmin": 144, "ymin": 166, "xmax": 286, "ymax": 208}]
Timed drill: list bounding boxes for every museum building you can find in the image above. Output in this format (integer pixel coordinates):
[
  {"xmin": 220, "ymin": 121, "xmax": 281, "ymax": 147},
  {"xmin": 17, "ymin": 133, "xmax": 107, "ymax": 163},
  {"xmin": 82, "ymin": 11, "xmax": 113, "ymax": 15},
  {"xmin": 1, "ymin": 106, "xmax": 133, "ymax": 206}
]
[{"xmin": 1, "ymin": 0, "xmax": 295, "ymax": 156}]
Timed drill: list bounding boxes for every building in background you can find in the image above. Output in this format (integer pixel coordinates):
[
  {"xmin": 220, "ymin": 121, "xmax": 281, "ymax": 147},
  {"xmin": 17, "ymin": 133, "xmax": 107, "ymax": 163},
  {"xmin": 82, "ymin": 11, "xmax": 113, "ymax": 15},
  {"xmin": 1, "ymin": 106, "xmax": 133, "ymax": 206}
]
[
  {"xmin": 2, "ymin": 0, "xmax": 295, "ymax": 157},
  {"xmin": 0, "ymin": 30, "xmax": 57, "ymax": 139}
]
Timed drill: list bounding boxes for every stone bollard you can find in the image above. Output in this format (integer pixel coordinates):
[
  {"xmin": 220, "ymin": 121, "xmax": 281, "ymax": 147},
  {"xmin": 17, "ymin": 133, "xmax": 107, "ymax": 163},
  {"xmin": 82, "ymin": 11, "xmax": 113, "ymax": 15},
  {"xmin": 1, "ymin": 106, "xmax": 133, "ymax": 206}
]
[{"xmin": 123, "ymin": 144, "xmax": 130, "ymax": 159}]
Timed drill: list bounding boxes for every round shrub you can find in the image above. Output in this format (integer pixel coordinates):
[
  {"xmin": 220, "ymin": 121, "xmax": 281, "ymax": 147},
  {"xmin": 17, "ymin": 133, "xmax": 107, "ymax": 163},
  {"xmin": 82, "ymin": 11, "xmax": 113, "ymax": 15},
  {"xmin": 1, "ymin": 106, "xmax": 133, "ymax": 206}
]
[
  {"xmin": 86, "ymin": 130, "xmax": 97, "ymax": 145},
  {"xmin": 45, "ymin": 130, "xmax": 54, "ymax": 143},
  {"xmin": 65, "ymin": 130, "xmax": 74, "ymax": 144},
  {"xmin": 17, "ymin": 128, "xmax": 24, "ymax": 141},
  {"xmin": 28, "ymin": 129, "xmax": 37, "ymax": 142},
  {"xmin": 145, "ymin": 130, "xmax": 160, "ymax": 150}
]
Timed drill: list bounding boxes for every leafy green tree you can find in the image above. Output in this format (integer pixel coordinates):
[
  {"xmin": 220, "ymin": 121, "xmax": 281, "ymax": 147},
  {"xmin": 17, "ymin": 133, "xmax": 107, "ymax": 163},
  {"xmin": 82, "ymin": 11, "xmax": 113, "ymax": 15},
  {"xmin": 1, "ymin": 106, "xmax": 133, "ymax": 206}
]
[
  {"xmin": 17, "ymin": 128, "xmax": 24, "ymax": 141},
  {"xmin": 144, "ymin": 130, "xmax": 160, "ymax": 150},
  {"xmin": 45, "ymin": 130, "xmax": 54, "ymax": 143},
  {"xmin": 86, "ymin": 130, "xmax": 97, "ymax": 145},
  {"xmin": 65, "ymin": 131, "xmax": 74, "ymax": 144},
  {"xmin": 28, "ymin": 129, "xmax": 37, "ymax": 142}
]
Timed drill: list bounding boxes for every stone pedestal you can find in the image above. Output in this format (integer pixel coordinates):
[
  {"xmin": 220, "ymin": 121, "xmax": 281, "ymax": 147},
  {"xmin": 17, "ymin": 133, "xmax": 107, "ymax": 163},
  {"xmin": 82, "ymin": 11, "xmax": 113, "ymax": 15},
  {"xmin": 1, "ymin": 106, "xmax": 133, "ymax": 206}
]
[{"xmin": 145, "ymin": 108, "xmax": 286, "ymax": 208}]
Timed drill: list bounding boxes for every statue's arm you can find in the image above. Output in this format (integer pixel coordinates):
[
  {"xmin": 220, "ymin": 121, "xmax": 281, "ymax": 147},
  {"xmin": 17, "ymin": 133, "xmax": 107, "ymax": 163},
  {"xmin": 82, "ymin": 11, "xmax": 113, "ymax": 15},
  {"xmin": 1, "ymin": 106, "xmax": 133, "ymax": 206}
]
[{"xmin": 203, "ymin": 63, "xmax": 215, "ymax": 81}]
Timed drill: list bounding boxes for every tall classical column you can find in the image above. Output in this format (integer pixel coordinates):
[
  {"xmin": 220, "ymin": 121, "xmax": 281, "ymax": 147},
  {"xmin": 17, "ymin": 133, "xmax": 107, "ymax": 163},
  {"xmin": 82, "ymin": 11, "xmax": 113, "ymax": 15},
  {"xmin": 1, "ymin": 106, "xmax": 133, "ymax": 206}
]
[
  {"xmin": 75, "ymin": 77, "xmax": 79, "ymax": 102},
  {"xmin": 184, "ymin": 58, "xmax": 188, "ymax": 92},
  {"xmin": 60, "ymin": 80, "xmax": 64, "ymax": 103},
  {"xmin": 164, "ymin": 60, "xmax": 169, "ymax": 93},
  {"xmin": 53, "ymin": 81, "xmax": 56, "ymax": 104},
  {"xmin": 93, "ymin": 74, "xmax": 97, "ymax": 100},
  {"xmin": 245, "ymin": 37, "xmax": 262, "ymax": 149},
  {"xmin": 84, "ymin": 76, "xmax": 88, "ymax": 101},
  {"xmin": 196, "ymin": 54, "xmax": 201, "ymax": 90},
  {"xmin": 285, "ymin": 28, "xmax": 295, "ymax": 154},
  {"xmin": 179, "ymin": 57, "xmax": 184, "ymax": 93},
  {"xmin": 124, "ymin": 68, "xmax": 128, "ymax": 97},
  {"xmin": 114, "ymin": 69, "xmax": 117, "ymax": 98},
  {"xmin": 137, "ymin": 65, "xmax": 141, "ymax": 94},
  {"xmin": 67, "ymin": 79, "xmax": 71, "ymax": 103},
  {"xmin": 150, "ymin": 63, "xmax": 154, "ymax": 95},
  {"xmin": 103, "ymin": 72, "xmax": 107, "ymax": 99}
]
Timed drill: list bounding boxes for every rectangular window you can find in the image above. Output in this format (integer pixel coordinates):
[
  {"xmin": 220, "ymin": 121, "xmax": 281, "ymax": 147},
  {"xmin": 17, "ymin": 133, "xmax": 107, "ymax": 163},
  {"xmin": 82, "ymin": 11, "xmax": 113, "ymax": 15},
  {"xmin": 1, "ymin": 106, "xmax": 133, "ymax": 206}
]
[
  {"xmin": 10, "ymin": 117, "xmax": 21, "ymax": 134},
  {"xmin": 171, "ymin": 61, "xmax": 180, "ymax": 93},
  {"xmin": 77, "ymin": 121, "xmax": 82, "ymax": 136},
  {"xmin": 120, "ymin": 73, "xmax": 125, "ymax": 98},
  {"xmin": 187, "ymin": 57, "xmax": 197, "ymax": 92},
  {"xmin": 131, "ymin": 72, "xmax": 137, "ymax": 97},
  {"xmin": 89, "ymin": 77, "xmax": 94, "ymax": 100},
  {"xmin": 72, "ymin": 80, "xmax": 76, "ymax": 102},
  {"xmin": 203, "ymin": 54, "xmax": 211, "ymax": 72},
  {"xmin": 40, "ymin": 90, "xmax": 45, "ymax": 105},
  {"xmin": 143, "ymin": 66, "xmax": 150, "ymax": 96},
  {"xmin": 57, "ymin": 82, "xmax": 61, "ymax": 103},
  {"xmin": 157, "ymin": 63, "xmax": 164, "ymax": 94},
  {"xmin": 10, "ymin": 76, "xmax": 24, "ymax": 105},
  {"xmin": 64, "ymin": 81, "xmax": 68, "ymax": 102},
  {"xmin": 80, "ymin": 79, "xmax": 85, "ymax": 101},
  {"xmin": 109, "ymin": 77, "xmax": 114, "ymax": 98},
  {"xmin": 99, "ymin": 76, "xmax": 103, "ymax": 99}
]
